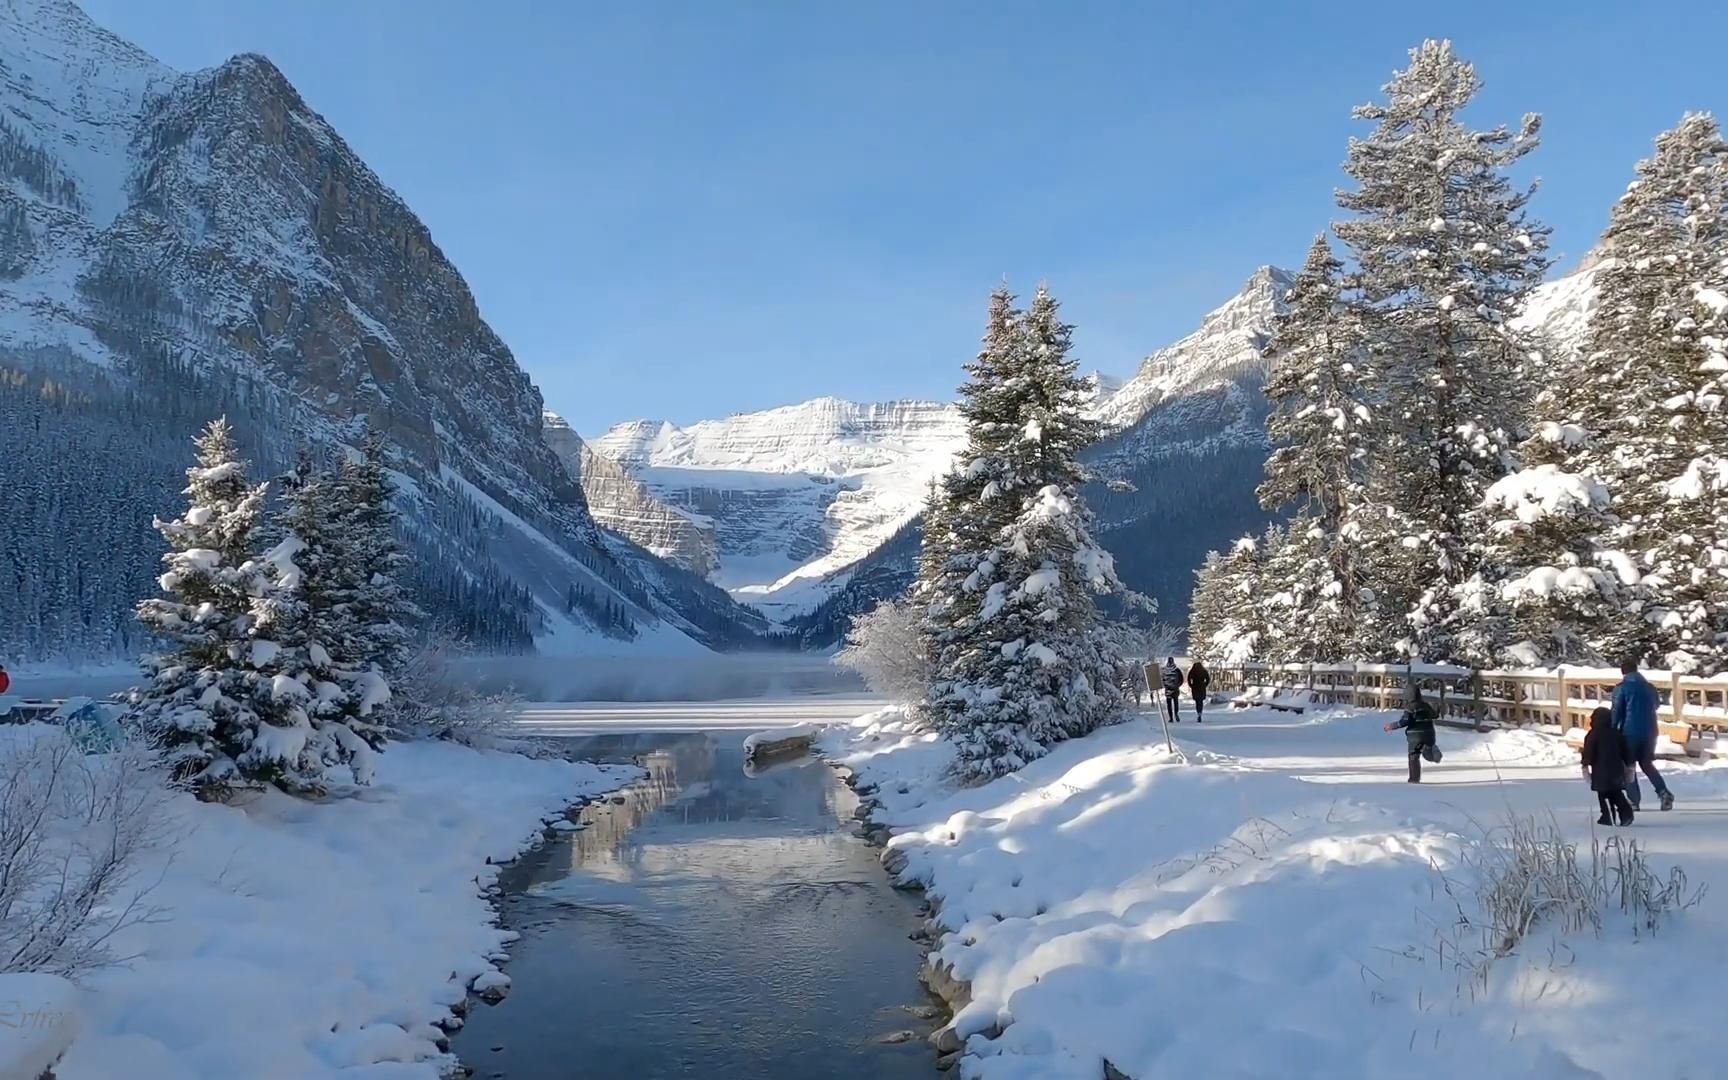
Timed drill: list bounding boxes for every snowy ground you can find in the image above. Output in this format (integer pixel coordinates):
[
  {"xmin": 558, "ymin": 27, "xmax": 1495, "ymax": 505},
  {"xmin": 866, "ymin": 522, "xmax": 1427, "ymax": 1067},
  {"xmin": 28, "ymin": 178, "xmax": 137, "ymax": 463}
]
[
  {"xmin": 823, "ymin": 702, "xmax": 1728, "ymax": 1080},
  {"xmin": 4, "ymin": 728, "xmax": 638, "ymax": 1080}
]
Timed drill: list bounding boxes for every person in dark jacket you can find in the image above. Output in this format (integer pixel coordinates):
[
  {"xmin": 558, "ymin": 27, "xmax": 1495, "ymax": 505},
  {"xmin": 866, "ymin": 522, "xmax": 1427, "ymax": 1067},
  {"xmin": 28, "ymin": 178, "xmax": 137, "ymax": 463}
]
[
  {"xmin": 1160, "ymin": 658, "xmax": 1183, "ymax": 724},
  {"xmin": 1582, "ymin": 706, "xmax": 1636, "ymax": 826},
  {"xmin": 1611, "ymin": 658, "xmax": 1674, "ymax": 812},
  {"xmin": 1383, "ymin": 685, "xmax": 1439, "ymax": 783},
  {"xmin": 1187, "ymin": 660, "xmax": 1211, "ymax": 722}
]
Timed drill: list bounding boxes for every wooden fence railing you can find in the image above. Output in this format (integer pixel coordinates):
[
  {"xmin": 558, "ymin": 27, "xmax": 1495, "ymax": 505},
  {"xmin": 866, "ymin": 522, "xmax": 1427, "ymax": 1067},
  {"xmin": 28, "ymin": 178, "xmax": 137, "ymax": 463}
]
[{"xmin": 1205, "ymin": 662, "xmax": 1728, "ymax": 753}]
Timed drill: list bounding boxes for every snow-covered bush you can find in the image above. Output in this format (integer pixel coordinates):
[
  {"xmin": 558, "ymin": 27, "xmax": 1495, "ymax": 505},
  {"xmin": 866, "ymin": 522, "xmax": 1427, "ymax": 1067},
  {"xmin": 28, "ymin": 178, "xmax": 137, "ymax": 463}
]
[
  {"xmin": 0, "ymin": 728, "xmax": 168, "ymax": 976},
  {"xmin": 388, "ymin": 634, "xmax": 521, "ymax": 750},
  {"xmin": 834, "ymin": 598, "xmax": 929, "ymax": 700}
]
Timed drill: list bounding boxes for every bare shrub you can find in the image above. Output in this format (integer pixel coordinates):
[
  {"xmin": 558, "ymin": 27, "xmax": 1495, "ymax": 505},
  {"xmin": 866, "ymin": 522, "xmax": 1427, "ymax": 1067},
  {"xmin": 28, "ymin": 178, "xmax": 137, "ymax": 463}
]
[
  {"xmin": 1458, "ymin": 811, "xmax": 1601, "ymax": 958},
  {"xmin": 1593, "ymin": 829, "xmax": 1705, "ymax": 935},
  {"xmin": 388, "ymin": 634, "xmax": 523, "ymax": 750},
  {"xmin": 834, "ymin": 598, "xmax": 930, "ymax": 701},
  {"xmin": 0, "ymin": 728, "xmax": 169, "ymax": 976},
  {"xmin": 1401, "ymin": 810, "xmax": 1705, "ymax": 994},
  {"xmin": 1100, "ymin": 619, "xmax": 1181, "ymax": 703}
]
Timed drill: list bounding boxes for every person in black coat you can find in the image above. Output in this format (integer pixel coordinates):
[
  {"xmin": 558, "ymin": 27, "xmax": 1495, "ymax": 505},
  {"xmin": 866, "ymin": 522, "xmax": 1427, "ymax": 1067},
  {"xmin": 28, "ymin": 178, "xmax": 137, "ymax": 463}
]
[
  {"xmin": 1383, "ymin": 685, "xmax": 1439, "ymax": 783},
  {"xmin": 1159, "ymin": 657, "xmax": 1184, "ymax": 724},
  {"xmin": 1582, "ymin": 706, "xmax": 1636, "ymax": 826},
  {"xmin": 1187, "ymin": 660, "xmax": 1211, "ymax": 722}
]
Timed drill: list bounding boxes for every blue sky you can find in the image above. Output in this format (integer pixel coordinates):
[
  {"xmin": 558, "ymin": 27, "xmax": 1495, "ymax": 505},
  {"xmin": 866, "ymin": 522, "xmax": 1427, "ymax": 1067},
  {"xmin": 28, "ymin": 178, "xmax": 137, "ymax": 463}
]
[{"xmin": 83, "ymin": 1, "xmax": 1727, "ymax": 434}]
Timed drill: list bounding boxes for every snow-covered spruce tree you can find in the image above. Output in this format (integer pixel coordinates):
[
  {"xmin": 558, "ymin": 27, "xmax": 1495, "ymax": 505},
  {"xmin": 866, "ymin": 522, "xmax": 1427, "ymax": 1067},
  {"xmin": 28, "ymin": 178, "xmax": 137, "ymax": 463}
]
[
  {"xmin": 335, "ymin": 433, "xmax": 417, "ymax": 687},
  {"xmin": 1200, "ymin": 535, "xmax": 1269, "ymax": 665},
  {"xmin": 931, "ymin": 286, "xmax": 1130, "ymax": 781},
  {"xmin": 1471, "ymin": 464, "xmax": 1629, "ymax": 666},
  {"xmin": 240, "ymin": 466, "xmax": 352, "ymax": 794},
  {"xmin": 1186, "ymin": 550, "xmax": 1232, "ymax": 663},
  {"xmin": 920, "ymin": 287, "xmax": 1028, "ymax": 731},
  {"xmin": 247, "ymin": 457, "xmax": 388, "ymax": 787},
  {"xmin": 1506, "ymin": 116, "xmax": 1728, "ymax": 670},
  {"xmin": 128, "ymin": 418, "xmax": 271, "ymax": 797},
  {"xmin": 1257, "ymin": 235, "xmax": 1372, "ymax": 661},
  {"xmin": 1333, "ymin": 40, "xmax": 1551, "ymax": 662},
  {"xmin": 1596, "ymin": 116, "xmax": 1728, "ymax": 672},
  {"xmin": 1256, "ymin": 520, "xmax": 1316, "ymax": 663}
]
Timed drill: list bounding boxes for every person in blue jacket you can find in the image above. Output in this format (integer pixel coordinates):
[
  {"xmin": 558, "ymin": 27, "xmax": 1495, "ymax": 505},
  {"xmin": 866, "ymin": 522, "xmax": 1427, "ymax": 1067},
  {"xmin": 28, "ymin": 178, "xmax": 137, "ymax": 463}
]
[{"xmin": 1611, "ymin": 657, "xmax": 1674, "ymax": 812}]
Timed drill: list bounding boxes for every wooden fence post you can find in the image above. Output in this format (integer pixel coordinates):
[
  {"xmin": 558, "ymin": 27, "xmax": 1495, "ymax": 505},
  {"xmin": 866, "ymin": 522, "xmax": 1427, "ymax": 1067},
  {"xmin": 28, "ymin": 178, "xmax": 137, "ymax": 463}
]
[
  {"xmin": 1556, "ymin": 667, "xmax": 1570, "ymax": 731},
  {"xmin": 1470, "ymin": 669, "xmax": 1485, "ymax": 730},
  {"xmin": 1671, "ymin": 673, "xmax": 1687, "ymax": 728}
]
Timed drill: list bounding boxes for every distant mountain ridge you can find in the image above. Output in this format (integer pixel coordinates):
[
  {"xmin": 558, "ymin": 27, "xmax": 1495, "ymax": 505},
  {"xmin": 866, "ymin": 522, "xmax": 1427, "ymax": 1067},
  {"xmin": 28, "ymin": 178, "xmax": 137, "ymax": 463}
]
[
  {"xmin": 0, "ymin": 0, "xmax": 765, "ymax": 659},
  {"xmin": 583, "ymin": 397, "xmax": 965, "ymax": 621}
]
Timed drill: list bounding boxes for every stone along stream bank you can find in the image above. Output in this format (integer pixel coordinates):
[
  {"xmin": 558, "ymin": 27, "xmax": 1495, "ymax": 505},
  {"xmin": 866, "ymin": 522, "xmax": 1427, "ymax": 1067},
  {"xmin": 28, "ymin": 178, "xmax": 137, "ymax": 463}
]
[{"xmin": 455, "ymin": 732, "xmax": 943, "ymax": 1078}]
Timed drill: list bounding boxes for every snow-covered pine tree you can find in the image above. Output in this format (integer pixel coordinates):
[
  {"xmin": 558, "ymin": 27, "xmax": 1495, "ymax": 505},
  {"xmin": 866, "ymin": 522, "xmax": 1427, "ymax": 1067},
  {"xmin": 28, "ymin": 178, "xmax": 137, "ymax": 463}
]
[
  {"xmin": 920, "ymin": 287, "xmax": 1027, "ymax": 731},
  {"xmin": 915, "ymin": 475, "xmax": 957, "ymax": 615},
  {"xmin": 1333, "ymin": 40, "xmax": 1551, "ymax": 662},
  {"xmin": 335, "ymin": 433, "xmax": 417, "ymax": 715},
  {"xmin": 1603, "ymin": 115, "xmax": 1728, "ymax": 671},
  {"xmin": 1470, "ymin": 463, "xmax": 1629, "ymax": 666},
  {"xmin": 1502, "ymin": 116, "xmax": 1728, "ymax": 671},
  {"xmin": 240, "ymin": 463, "xmax": 349, "ymax": 794},
  {"xmin": 1257, "ymin": 235, "xmax": 1371, "ymax": 661},
  {"xmin": 128, "ymin": 418, "xmax": 272, "ymax": 797},
  {"xmin": 250, "ymin": 455, "xmax": 395, "ymax": 786},
  {"xmin": 1204, "ymin": 535, "xmax": 1269, "ymax": 665},
  {"xmin": 936, "ymin": 286, "xmax": 1128, "ymax": 781},
  {"xmin": 1186, "ymin": 550, "xmax": 1232, "ymax": 662}
]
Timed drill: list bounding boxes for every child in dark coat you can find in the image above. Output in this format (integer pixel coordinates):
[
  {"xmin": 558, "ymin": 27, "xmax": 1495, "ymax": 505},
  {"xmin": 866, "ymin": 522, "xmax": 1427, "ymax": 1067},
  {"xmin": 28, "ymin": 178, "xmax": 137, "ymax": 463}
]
[{"xmin": 1582, "ymin": 706, "xmax": 1635, "ymax": 826}]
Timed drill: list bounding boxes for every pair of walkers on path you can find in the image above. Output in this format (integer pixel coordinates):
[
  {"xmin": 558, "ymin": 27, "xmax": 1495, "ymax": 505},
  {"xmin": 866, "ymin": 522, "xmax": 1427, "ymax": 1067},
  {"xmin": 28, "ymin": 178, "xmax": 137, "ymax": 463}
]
[
  {"xmin": 1381, "ymin": 657, "xmax": 1677, "ymax": 817},
  {"xmin": 1582, "ymin": 658, "xmax": 1675, "ymax": 822},
  {"xmin": 1159, "ymin": 657, "xmax": 1208, "ymax": 724}
]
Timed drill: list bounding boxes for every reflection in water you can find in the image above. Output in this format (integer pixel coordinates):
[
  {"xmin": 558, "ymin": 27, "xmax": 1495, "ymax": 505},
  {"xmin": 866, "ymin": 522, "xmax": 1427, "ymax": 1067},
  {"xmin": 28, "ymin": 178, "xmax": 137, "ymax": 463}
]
[{"xmin": 457, "ymin": 733, "xmax": 938, "ymax": 1079}]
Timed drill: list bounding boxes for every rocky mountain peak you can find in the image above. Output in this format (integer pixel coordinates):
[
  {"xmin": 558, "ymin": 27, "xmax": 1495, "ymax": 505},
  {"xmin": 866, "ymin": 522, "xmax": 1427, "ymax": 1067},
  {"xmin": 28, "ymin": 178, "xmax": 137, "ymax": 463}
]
[
  {"xmin": 1092, "ymin": 264, "xmax": 1294, "ymax": 432},
  {"xmin": 542, "ymin": 412, "xmax": 720, "ymax": 577}
]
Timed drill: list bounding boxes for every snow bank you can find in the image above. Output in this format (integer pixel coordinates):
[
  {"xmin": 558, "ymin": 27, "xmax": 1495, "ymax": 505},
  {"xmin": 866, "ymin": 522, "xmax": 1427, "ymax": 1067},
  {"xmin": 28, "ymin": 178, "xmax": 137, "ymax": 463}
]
[
  {"xmin": 0, "ymin": 974, "xmax": 78, "ymax": 1080},
  {"xmin": 40, "ymin": 738, "xmax": 637, "ymax": 1080},
  {"xmin": 824, "ymin": 704, "xmax": 1728, "ymax": 1079}
]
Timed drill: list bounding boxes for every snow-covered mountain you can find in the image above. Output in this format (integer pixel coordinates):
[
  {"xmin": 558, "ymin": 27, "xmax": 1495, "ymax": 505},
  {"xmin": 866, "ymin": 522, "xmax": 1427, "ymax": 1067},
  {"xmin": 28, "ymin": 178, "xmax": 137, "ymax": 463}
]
[
  {"xmin": 575, "ymin": 270, "xmax": 1310, "ymax": 628},
  {"xmin": 541, "ymin": 411, "xmax": 720, "ymax": 576},
  {"xmin": 1513, "ymin": 254, "xmax": 1605, "ymax": 361},
  {"xmin": 0, "ymin": 0, "xmax": 764, "ymax": 659},
  {"xmin": 586, "ymin": 397, "xmax": 965, "ymax": 620},
  {"xmin": 1093, "ymin": 265, "xmax": 1296, "ymax": 434}
]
